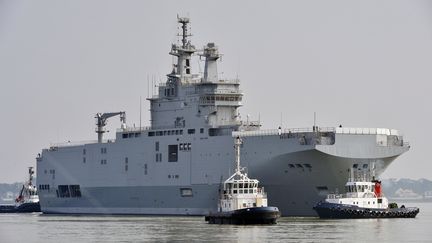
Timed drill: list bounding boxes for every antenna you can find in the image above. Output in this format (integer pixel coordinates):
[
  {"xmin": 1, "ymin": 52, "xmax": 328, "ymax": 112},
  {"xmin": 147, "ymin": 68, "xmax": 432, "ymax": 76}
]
[
  {"xmin": 139, "ymin": 96, "xmax": 142, "ymax": 129},
  {"xmin": 177, "ymin": 15, "xmax": 191, "ymax": 48},
  {"xmin": 314, "ymin": 112, "xmax": 316, "ymax": 127},
  {"xmin": 280, "ymin": 112, "xmax": 283, "ymax": 128},
  {"xmin": 147, "ymin": 75, "xmax": 149, "ymax": 98},
  {"xmin": 313, "ymin": 112, "xmax": 316, "ymax": 132}
]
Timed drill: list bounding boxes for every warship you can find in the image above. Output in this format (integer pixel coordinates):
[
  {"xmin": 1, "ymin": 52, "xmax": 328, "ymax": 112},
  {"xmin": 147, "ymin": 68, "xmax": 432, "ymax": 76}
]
[{"xmin": 36, "ymin": 17, "xmax": 410, "ymax": 216}]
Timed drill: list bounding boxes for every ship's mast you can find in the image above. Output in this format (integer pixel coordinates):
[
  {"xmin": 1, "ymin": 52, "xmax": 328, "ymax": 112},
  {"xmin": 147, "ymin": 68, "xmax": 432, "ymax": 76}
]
[
  {"xmin": 178, "ymin": 17, "xmax": 190, "ymax": 49},
  {"xmin": 234, "ymin": 136, "xmax": 242, "ymax": 174},
  {"xmin": 169, "ymin": 16, "xmax": 196, "ymax": 82}
]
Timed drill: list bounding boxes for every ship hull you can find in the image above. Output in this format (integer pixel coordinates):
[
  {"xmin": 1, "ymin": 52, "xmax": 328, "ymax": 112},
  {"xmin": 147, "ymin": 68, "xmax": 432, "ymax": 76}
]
[
  {"xmin": 0, "ymin": 202, "xmax": 41, "ymax": 213},
  {"xmin": 205, "ymin": 207, "xmax": 280, "ymax": 224},
  {"xmin": 37, "ymin": 131, "xmax": 409, "ymax": 216},
  {"xmin": 313, "ymin": 201, "xmax": 419, "ymax": 219}
]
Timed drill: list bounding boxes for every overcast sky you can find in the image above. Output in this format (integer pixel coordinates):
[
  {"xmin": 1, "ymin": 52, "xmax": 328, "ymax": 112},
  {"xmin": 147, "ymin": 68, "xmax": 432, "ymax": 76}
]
[{"xmin": 1, "ymin": 0, "xmax": 431, "ymax": 183}]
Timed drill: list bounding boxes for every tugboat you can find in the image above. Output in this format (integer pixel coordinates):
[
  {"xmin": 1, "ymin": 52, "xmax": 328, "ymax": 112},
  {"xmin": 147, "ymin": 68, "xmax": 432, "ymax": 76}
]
[
  {"xmin": 205, "ymin": 137, "xmax": 281, "ymax": 224},
  {"xmin": 0, "ymin": 167, "xmax": 41, "ymax": 213},
  {"xmin": 313, "ymin": 164, "xmax": 419, "ymax": 219}
]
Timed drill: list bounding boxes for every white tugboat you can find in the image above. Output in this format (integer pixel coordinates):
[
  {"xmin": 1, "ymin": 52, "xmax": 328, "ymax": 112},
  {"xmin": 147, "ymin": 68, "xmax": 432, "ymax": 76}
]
[
  {"xmin": 0, "ymin": 167, "xmax": 41, "ymax": 213},
  {"xmin": 205, "ymin": 137, "xmax": 280, "ymax": 224},
  {"xmin": 313, "ymin": 164, "xmax": 419, "ymax": 219}
]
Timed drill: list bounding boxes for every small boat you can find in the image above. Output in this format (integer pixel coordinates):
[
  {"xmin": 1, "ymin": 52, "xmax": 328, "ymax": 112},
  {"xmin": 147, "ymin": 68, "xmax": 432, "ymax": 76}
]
[
  {"xmin": 0, "ymin": 167, "xmax": 41, "ymax": 213},
  {"xmin": 205, "ymin": 137, "xmax": 281, "ymax": 224},
  {"xmin": 313, "ymin": 164, "xmax": 419, "ymax": 219}
]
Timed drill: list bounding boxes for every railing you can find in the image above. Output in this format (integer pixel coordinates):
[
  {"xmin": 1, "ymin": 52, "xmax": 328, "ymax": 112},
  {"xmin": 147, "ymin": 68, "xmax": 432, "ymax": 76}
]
[
  {"xmin": 336, "ymin": 127, "xmax": 400, "ymax": 136},
  {"xmin": 232, "ymin": 127, "xmax": 335, "ymax": 137},
  {"xmin": 50, "ymin": 139, "xmax": 115, "ymax": 148},
  {"xmin": 327, "ymin": 193, "xmax": 383, "ymax": 199},
  {"xmin": 117, "ymin": 126, "xmax": 152, "ymax": 133},
  {"xmin": 233, "ymin": 127, "xmax": 401, "ymax": 137}
]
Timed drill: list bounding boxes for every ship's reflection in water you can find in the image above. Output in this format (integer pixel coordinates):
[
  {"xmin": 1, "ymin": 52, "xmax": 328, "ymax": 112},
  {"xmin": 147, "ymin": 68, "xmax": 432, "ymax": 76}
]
[{"xmin": 0, "ymin": 202, "xmax": 430, "ymax": 242}]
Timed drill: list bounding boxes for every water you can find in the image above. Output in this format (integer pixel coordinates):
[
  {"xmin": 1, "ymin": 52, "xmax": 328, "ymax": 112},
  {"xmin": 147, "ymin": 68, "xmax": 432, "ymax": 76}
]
[{"xmin": 1, "ymin": 203, "xmax": 431, "ymax": 243}]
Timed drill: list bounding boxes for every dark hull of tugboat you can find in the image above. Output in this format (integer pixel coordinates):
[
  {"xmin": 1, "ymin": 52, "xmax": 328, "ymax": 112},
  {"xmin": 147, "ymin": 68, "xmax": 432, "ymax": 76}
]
[
  {"xmin": 0, "ymin": 202, "xmax": 41, "ymax": 213},
  {"xmin": 205, "ymin": 206, "xmax": 280, "ymax": 225},
  {"xmin": 313, "ymin": 202, "xmax": 419, "ymax": 219}
]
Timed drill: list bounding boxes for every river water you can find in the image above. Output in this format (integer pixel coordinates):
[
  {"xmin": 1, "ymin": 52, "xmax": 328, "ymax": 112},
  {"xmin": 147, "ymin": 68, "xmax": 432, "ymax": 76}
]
[{"xmin": 1, "ymin": 202, "xmax": 431, "ymax": 242}]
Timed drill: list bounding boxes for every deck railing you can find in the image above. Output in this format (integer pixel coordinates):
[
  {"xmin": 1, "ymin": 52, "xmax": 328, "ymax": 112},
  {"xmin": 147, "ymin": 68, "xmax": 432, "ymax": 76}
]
[{"xmin": 233, "ymin": 127, "xmax": 402, "ymax": 137}]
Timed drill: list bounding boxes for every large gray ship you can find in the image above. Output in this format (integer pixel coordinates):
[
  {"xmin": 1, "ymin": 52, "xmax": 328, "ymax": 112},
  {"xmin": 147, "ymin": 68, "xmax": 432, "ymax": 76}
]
[{"xmin": 36, "ymin": 17, "xmax": 409, "ymax": 216}]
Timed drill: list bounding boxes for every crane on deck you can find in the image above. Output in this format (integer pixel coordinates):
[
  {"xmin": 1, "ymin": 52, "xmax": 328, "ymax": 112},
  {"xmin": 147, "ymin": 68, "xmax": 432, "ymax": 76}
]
[{"xmin": 95, "ymin": 112, "xmax": 126, "ymax": 143}]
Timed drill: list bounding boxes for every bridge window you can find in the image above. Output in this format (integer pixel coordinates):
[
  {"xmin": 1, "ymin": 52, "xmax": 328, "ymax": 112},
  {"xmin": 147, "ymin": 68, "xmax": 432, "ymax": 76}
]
[{"xmin": 188, "ymin": 129, "xmax": 195, "ymax": 134}]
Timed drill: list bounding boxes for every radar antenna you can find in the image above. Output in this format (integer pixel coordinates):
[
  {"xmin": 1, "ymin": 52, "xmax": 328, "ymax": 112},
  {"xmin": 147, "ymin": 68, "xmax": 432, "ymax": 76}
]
[
  {"xmin": 177, "ymin": 15, "xmax": 191, "ymax": 48},
  {"xmin": 95, "ymin": 112, "xmax": 126, "ymax": 143}
]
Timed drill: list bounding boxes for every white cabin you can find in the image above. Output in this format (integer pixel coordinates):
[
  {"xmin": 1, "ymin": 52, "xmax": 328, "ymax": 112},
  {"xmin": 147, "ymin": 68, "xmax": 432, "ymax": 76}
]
[{"xmin": 325, "ymin": 170, "xmax": 388, "ymax": 209}]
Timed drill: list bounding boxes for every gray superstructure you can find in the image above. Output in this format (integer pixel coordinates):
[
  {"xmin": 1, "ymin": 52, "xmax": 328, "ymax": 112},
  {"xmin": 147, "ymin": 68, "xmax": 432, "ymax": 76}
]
[{"xmin": 36, "ymin": 17, "xmax": 409, "ymax": 216}]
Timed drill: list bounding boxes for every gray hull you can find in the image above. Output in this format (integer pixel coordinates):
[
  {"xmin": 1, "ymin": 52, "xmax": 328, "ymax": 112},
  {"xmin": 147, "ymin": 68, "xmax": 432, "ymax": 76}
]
[{"xmin": 37, "ymin": 131, "xmax": 408, "ymax": 216}]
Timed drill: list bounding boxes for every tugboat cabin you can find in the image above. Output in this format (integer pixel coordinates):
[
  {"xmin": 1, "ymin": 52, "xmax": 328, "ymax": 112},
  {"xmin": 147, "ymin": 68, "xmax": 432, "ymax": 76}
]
[
  {"xmin": 326, "ymin": 171, "xmax": 388, "ymax": 209},
  {"xmin": 220, "ymin": 176, "xmax": 267, "ymax": 212}
]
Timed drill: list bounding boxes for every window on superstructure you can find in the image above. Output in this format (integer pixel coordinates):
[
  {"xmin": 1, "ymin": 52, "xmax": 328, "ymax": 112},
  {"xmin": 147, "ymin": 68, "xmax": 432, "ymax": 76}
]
[
  {"xmin": 83, "ymin": 149, "xmax": 86, "ymax": 155},
  {"xmin": 200, "ymin": 128, "xmax": 204, "ymax": 133},
  {"xmin": 186, "ymin": 59, "xmax": 190, "ymax": 67},
  {"xmin": 125, "ymin": 157, "xmax": 128, "ymax": 171},
  {"xmin": 188, "ymin": 129, "xmax": 195, "ymax": 134},
  {"xmin": 144, "ymin": 163, "xmax": 147, "ymax": 175},
  {"xmin": 155, "ymin": 142, "xmax": 159, "ymax": 151},
  {"xmin": 83, "ymin": 157, "xmax": 86, "ymax": 163},
  {"xmin": 155, "ymin": 153, "xmax": 162, "ymax": 162}
]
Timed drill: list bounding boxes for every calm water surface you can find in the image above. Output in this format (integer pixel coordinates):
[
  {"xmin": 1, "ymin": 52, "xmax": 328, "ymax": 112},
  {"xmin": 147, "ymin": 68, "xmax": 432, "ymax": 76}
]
[{"xmin": 1, "ymin": 202, "xmax": 431, "ymax": 242}]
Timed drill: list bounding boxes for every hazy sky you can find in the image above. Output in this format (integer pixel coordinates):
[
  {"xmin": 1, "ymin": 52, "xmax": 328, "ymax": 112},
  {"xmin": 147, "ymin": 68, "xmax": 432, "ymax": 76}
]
[{"xmin": 1, "ymin": 0, "xmax": 431, "ymax": 183}]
